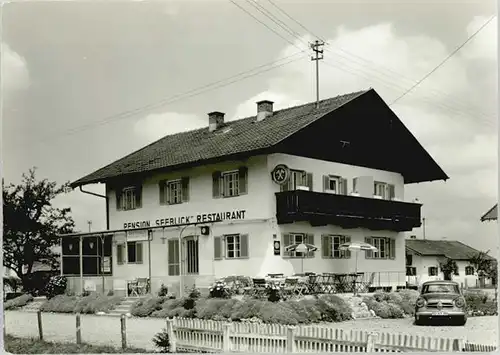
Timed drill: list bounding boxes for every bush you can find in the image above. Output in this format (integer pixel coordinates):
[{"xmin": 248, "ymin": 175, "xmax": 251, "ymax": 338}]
[
  {"xmin": 316, "ymin": 295, "xmax": 354, "ymax": 322},
  {"xmin": 5, "ymin": 293, "xmax": 25, "ymax": 301},
  {"xmin": 464, "ymin": 290, "xmax": 497, "ymax": 316},
  {"xmin": 4, "ymin": 294, "xmax": 34, "ymax": 310},
  {"xmin": 40, "ymin": 294, "xmax": 123, "ymax": 314},
  {"xmin": 209, "ymin": 281, "xmax": 232, "ymax": 299},
  {"xmin": 44, "ymin": 276, "xmax": 68, "ymax": 299},
  {"xmin": 131, "ymin": 296, "xmax": 165, "ymax": 317},
  {"xmin": 152, "ymin": 328, "xmax": 170, "ymax": 353}
]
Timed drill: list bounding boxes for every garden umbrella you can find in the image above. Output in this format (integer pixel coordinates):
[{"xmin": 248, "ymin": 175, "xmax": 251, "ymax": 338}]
[
  {"xmin": 339, "ymin": 241, "xmax": 378, "ymax": 295},
  {"xmin": 285, "ymin": 243, "xmax": 318, "ymax": 273},
  {"xmin": 339, "ymin": 242, "xmax": 378, "ymax": 274}
]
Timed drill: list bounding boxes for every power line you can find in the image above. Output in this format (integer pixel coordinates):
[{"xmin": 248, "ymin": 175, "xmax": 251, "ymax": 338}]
[
  {"xmin": 37, "ymin": 51, "xmax": 307, "ymax": 143},
  {"xmin": 390, "ymin": 15, "xmax": 496, "ymax": 106},
  {"xmin": 234, "ymin": 0, "xmax": 495, "ymax": 121}
]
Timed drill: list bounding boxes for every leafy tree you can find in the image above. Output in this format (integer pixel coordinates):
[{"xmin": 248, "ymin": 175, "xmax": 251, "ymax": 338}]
[
  {"xmin": 469, "ymin": 250, "xmax": 498, "ymax": 286},
  {"xmin": 3, "ymin": 168, "xmax": 75, "ymax": 291},
  {"xmin": 439, "ymin": 258, "xmax": 459, "ymax": 281}
]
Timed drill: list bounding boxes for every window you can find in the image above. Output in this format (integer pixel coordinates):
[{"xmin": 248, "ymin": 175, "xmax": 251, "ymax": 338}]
[
  {"xmin": 213, "ymin": 167, "xmax": 248, "ymax": 198},
  {"xmin": 465, "ymin": 266, "xmax": 475, "ymax": 276},
  {"xmin": 406, "ymin": 266, "xmax": 416, "ymax": 276},
  {"xmin": 365, "ymin": 237, "xmax": 395, "ymax": 259},
  {"xmin": 168, "ymin": 239, "xmax": 180, "ymax": 276},
  {"xmin": 423, "ymin": 283, "xmax": 460, "ymax": 294},
  {"xmin": 323, "ymin": 175, "xmax": 347, "ymax": 195},
  {"xmin": 282, "ymin": 170, "xmax": 309, "ymax": 191},
  {"xmin": 373, "ymin": 181, "xmax": 395, "ymax": 200},
  {"xmin": 282, "ymin": 233, "xmax": 315, "ymax": 258},
  {"xmin": 117, "ymin": 244, "xmax": 125, "ymax": 265},
  {"xmin": 127, "ymin": 241, "xmax": 143, "ymax": 264},
  {"xmin": 226, "ymin": 234, "xmax": 241, "ymax": 258},
  {"xmin": 160, "ymin": 177, "xmax": 189, "ymax": 205},
  {"xmin": 428, "ymin": 266, "xmax": 438, "ymax": 276},
  {"xmin": 213, "ymin": 234, "xmax": 249, "ymax": 259},
  {"xmin": 117, "ymin": 186, "xmax": 142, "ymax": 211},
  {"xmin": 322, "ymin": 235, "xmax": 351, "ymax": 259}
]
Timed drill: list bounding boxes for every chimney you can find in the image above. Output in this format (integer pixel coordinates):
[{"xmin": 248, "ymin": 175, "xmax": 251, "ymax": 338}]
[
  {"xmin": 256, "ymin": 100, "xmax": 274, "ymax": 122},
  {"xmin": 208, "ymin": 111, "xmax": 225, "ymax": 132}
]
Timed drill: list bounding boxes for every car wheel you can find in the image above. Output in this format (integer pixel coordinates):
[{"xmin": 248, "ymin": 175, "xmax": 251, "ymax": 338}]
[
  {"xmin": 414, "ymin": 317, "xmax": 423, "ymax": 326},
  {"xmin": 455, "ymin": 316, "xmax": 467, "ymax": 326}
]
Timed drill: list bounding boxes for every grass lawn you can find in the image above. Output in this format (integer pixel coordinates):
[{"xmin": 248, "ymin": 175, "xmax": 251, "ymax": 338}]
[{"xmin": 4, "ymin": 335, "xmax": 152, "ymax": 354}]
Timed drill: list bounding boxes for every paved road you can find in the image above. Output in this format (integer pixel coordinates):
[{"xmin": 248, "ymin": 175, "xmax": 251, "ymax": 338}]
[{"xmin": 5, "ymin": 311, "xmax": 498, "ymax": 350}]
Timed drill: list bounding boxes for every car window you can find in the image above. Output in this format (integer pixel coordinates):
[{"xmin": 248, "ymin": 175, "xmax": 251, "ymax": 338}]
[{"xmin": 422, "ymin": 284, "xmax": 459, "ymax": 293}]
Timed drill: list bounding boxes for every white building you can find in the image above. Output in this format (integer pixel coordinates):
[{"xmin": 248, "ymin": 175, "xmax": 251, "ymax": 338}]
[
  {"xmin": 405, "ymin": 238, "xmax": 491, "ymax": 288},
  {"xmin": 61, "ymin": 89, "xmax": 448, "ymax": 296}
]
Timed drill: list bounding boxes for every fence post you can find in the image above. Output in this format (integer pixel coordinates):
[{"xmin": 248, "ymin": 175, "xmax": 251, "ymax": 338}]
[
  {"xmin": 76, "ymin": 314, "xmax": 82, "ymax": 345},
  {"xmin": 166, "ymin": 319, "xmax": 176, "ymax": 353},
  {"xmin": 453, "ymin": 338, "xmax": 465, "ymax": 352},
  {"xmin": 120, "ymin": 314, "xmax": 127, "ymax": 349},
  {"xmin": 3, "ymin": 311, "xmax": 6, "ymax": 338},
  {"xmin": 366, "ymin": 332, "xmax": 378, "ymax": 352},
  {"xmin": 37, "ymin": 310, "xmax": 43, "ymax": 341},
  {"xmin": 286, "ymin": 326, "xmax": 296, "ymax": 352},
  {"xmin": 222, "ymin": 323, "xmax": 231, "ymax": 352}
]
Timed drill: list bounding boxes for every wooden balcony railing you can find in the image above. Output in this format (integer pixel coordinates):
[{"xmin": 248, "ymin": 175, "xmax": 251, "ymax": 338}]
[{"xmin": 275, "ymin": 190, "xmax": 422, "ymax": 232}]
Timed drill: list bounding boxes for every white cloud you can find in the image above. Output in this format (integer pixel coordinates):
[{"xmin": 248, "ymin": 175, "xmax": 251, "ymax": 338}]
[
  {"xmin": 1, "ymin": 42, "xmax": 30, "ymax": 97},
  {"xmin": 462, "ymin": 16, "xmax": 497, "ymax": 62}
]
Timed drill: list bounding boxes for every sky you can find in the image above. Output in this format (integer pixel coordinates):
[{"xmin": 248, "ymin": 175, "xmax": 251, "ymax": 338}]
[{"xmin": 1, "ymin": 0, "xmax": 498, "ymax": 253}]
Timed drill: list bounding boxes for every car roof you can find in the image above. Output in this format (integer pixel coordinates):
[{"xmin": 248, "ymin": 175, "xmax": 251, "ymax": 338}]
[{"xmin": 422, "ymin": 280, "xmax": 459, "ymax": 285}]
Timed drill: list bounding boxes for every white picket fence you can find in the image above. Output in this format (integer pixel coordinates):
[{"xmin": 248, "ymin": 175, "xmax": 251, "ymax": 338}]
[{"xmin": 167, "ymin": 317, "xmax": 474, "ymax": 353}]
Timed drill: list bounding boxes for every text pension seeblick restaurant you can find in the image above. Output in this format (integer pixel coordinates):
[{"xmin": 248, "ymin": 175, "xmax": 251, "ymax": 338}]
[{"xmin": 123, "ymin": 209, "xmax": 247, "ymax": 229}]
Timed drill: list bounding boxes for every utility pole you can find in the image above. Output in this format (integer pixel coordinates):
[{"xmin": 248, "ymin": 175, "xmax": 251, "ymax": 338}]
[
  {"xmin": 87, "ymin": 220, "xmax": 92, "ymax": 233},
  {"xmin": 422, "ymin": 218, "xmax": 426, "ymax": 240},
  {"xmin": 310, "ymin": 40, "xmax": 325, "ymax": 109}
]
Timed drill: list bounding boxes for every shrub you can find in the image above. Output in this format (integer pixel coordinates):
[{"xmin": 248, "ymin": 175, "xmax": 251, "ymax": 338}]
[
  {"xmin": 44, "ymin": 276, "xmax": 68, "ymax": 299},
  {"xmin": 131, "ymin": 296, "xmax": 165, "ymax": 317},
  {"xmin": 464, "ymin": 290, "xmax": 497, "ymax": 316},
  {"xmin": 152, "ymin": 328, "xmax": 170, "ymax": 353},
  {"xmin": 316, "ymin": 295, "xmax": 353, "ymax": 322},
  {"xmin": 4, "ymin": 294, "xmax": 34, "ymax": 310},
  {"xmin": 196, "ymin": 298, "xmax": 239, "ymax": 320},
  {"xmin": 363, "ymin": 292, "xmax": 406, "ymax": 319},
  {"xmin": 40, "ymin": 294, "xmax": 123, "ymax": 314}
]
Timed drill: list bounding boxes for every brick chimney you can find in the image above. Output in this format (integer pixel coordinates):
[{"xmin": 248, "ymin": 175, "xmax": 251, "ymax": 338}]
[
  {"xmin": 208, "ymin": 111, "xmax": 225, "ymax": 132},
  {"xmin": 256, "ymin": 100, "xmax": 274, "ymax": 122}
]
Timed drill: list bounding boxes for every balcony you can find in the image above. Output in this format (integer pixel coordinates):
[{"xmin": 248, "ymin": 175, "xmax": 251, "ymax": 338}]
[{"xmin": 275, "ymin": 190, "xmax": 422, "ymax": 232}]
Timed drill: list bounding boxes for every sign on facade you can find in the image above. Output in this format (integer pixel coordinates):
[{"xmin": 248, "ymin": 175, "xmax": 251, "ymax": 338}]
[
  {"xmin": 101, "ymin": 257, "xmax": 111, "ymax": 273},
  {"xmin": 271, "ymin": 164, "xmax": 290, "ymax": 185},
  {"xmin": 123, "ymin": 209, "xmax": 247, "ymax": 230}
]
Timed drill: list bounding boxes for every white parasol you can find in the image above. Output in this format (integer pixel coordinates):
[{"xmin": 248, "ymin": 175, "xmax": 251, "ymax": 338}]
[
  {"xmin": 285, "ymin": 243, "xmax": 318, "ymax": 273},
  {"xmin": 339, "ymin": 241, "xmax": 378, "ymax": 275}
]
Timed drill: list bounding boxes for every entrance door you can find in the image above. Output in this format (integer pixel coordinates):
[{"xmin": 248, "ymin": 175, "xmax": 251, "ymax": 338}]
[{"xmin": 184, "ymin": 236, "xmax": 199, "ymax": 275}]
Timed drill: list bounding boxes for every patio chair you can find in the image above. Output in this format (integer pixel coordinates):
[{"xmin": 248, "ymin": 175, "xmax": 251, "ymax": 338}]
[
  {"xmin": 128, "ymin": 279, "xmax": 139, "ymax": 297},
  {"xmin": 282, "ymin": 278, "xmax": 299, "ymax": 300},
  {"xmin": 252, "ymin": 278, "xmax": 268, "ymax": 298},
  {"xmin": 136, "ymin": 278, "xmax": 150, "ymax": 295}
]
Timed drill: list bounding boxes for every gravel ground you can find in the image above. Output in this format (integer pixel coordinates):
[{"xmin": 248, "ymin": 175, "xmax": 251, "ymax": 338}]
[{"xmin": 5, "ymin": 311, "xmax": 498, "ymax": 350}]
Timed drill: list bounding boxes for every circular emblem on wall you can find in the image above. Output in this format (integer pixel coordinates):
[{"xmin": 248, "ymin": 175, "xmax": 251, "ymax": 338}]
[{"xmin": 271, "ymin": 164, "xmax": 290, "ymax": 185}]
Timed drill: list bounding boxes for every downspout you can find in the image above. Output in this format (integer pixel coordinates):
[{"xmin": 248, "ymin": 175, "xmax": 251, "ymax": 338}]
[{"xmin": 78, "ymin": 186, "xmax": 109, "ymax": 230}]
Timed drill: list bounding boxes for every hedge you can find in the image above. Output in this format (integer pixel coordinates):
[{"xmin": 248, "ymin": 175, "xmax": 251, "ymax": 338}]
[
  {"xmin": 4, "ymin": 294, "xmax": 34, "ymax": 310},
  {"xmin": 130, "ymin": 294, "xmax": 353, "ymax": 325},
  {"xmin": 40, "ymin": 294, "xmax": 123, "ymax": 314}
]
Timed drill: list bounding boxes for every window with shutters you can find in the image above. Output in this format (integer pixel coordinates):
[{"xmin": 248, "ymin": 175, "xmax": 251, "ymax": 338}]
[
  {"xmin": 283, "ymin": 170, "xmax": 308, "ymax": 191},
  {"xmin": 326, "ymin": 175, "xmax": 340, "ymax": 193},
  {"xmin": 322, "ymin": 235, "xmax": 350, "ymax": 259},
  {"xmin": 126, "ymin": 241, "xmax": 143, "ymax": 264},
  {"xmin": 428, "ymin": 266, "xmax": 438, "ymax": 276},
  {"xmin": 120, "ymin": 187, "xmax": 139, "ymax": 210},
  {"xmin": 373, "ymin": 181, "xmax": 395, "ymax": 200},
  {"xmin": 366, "ymin": 237, "xmax": 395, "ymax": 260},
  {"xmin": 465, "ymin": 266, "xmax": 475, "ymax": 275},
  {"xmin": 284, "ymin": 233, "xmax": 315, "ymax": 258},
  {"xmin": 213, "ymin": 167, "xmax": 248, "ymax": 198},
  {"xmin": 168, "ymin": 239, "xmax": 180, "ymax": 275},
  {"xmin": 116, "ymin": 244, "xmax": 125, "ymax": 265}
]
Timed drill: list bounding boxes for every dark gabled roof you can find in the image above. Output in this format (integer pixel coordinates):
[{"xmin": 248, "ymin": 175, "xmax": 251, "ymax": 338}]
[
  {"xmin": 405, "ymin": 239, "xmax": 491, "ymax": 260},
  {"xmin": 481, "ymin": 204, "xmax": 498, "ymax": 222},
  {"xmin": 70, "ymin": 88, "xmax": 448, "ymax": 187}
]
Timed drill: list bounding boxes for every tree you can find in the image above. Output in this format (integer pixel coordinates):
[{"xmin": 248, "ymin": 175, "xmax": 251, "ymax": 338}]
[
  {"xmin": 3, "ymin": 168, "xmax": 75, "ymax": 291},
  {"xmin": 439, "ymin": 258, "xmax": 459, "ymax": 281},
  {"xmin": 469, "ymin": 250, "xmax": 498, "ymax": 286}
]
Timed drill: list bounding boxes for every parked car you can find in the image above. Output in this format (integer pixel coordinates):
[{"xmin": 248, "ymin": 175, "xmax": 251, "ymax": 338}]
[{"xmin": 414, "ymin": 280, "xmax": 467, "ymax": 326}]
